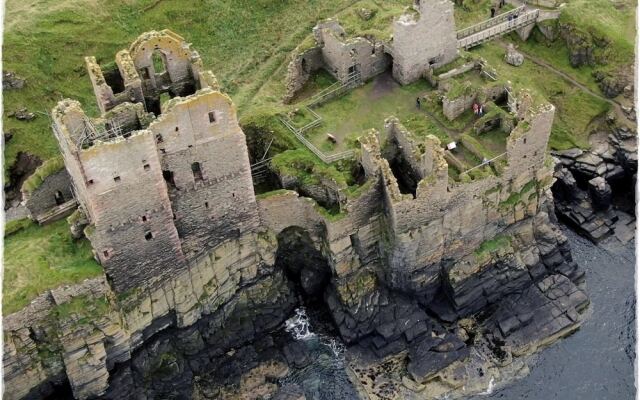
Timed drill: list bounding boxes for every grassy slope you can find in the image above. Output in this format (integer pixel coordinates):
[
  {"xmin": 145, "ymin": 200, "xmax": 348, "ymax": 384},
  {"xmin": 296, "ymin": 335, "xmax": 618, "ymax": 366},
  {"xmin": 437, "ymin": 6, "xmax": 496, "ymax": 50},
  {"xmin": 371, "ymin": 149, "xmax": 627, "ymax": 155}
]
[
  {"xmin": 3, "ymin": 219, "xmax": 102, "ymax": 314},
  {"xmin": 2, "ymin": 0, "xmax": 634, "ymax": 312},
  {"xmin": 3, "ymin": 0, "xmax": 362, "ymax": 178},
  {"xmin": 507, "ymin": 0, "xmax": 635, "ymax": 92},
  {"xmin": 471, "ymin": 42, "xmax": 610, "ymax": 149}
]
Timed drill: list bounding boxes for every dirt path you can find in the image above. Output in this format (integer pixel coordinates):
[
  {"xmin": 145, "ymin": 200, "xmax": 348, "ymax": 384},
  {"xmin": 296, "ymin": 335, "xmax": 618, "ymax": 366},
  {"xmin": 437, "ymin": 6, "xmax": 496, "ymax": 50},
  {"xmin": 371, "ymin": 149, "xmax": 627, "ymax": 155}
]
[{"xmin": 495, "ymin": 39, "xmax": 622, "ymax": 110}]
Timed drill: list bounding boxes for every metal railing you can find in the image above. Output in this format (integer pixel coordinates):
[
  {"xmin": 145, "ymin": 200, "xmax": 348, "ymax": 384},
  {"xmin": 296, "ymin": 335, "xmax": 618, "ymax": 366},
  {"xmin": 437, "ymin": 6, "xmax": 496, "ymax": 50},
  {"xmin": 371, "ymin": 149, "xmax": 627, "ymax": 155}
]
[
  {"xmin": 275, "ymin": 69, "xmax": 362, "ymax": 164},
  {"xmin": 279, "ymin": 116, "xmax": 354, "ymax": 163},
  {"xmin": 461, "ymin": 152, "xmax": 507, "ymax": 175},
  {"xmin": 457, "ymin": 9, "xmax": 539, "ymax": 49},
  {"xmin": 307, "ymin": 70, "xmax": 362, "ymax": 107},
  {"xmin": 456, "ymin": 5, "xmax": 527, "ymax": 39}
]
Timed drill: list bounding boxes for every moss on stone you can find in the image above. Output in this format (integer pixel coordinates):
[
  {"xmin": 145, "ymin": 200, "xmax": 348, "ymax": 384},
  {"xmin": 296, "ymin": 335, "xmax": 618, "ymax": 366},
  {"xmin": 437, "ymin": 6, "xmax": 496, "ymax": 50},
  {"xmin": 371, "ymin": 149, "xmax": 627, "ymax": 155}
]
[
  {"xmin": 474, "ymin": 234, "xmax": 512, "ymax": 259},
  {"xmin": 4, "ymin": 218, "xmax": 33, "ymax": 237},
  {"xmin": 20, "ymin": 156, "xmax": 65, "ymax": 195}
]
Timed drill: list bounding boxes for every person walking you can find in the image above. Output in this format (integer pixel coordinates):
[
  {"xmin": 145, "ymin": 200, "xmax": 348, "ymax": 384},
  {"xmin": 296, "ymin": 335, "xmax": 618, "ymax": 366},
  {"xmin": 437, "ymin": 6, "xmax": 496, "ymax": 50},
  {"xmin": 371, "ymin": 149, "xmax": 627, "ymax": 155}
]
[
  {"xmin": 416, "ymin": 97, "xmax": 421, "ymax": 109},
  {"xmin": 479, "ymin": 104, "xmax": 484, "ymax": 116},
  {"xmin": 491, "ymin": 7, "xmax": 496, "ymax": 18},
  {"xmin": 473, "ymin": 103, "xmax": 479, "ymax": 115}
]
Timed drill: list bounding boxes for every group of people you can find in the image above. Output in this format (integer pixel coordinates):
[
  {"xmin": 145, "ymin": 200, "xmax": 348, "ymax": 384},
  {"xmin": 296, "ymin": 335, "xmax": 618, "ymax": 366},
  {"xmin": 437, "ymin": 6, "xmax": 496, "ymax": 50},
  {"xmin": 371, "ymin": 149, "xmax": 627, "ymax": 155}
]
[{"xmin": 472, "ymin": 102, "xmax": 485, "ymax": 116}]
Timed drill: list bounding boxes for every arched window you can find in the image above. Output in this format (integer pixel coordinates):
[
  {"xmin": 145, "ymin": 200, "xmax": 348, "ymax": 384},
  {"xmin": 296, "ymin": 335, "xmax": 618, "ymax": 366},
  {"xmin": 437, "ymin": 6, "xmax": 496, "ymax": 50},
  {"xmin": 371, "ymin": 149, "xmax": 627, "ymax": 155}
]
[{"xmin": 152, "ymin": 50, "xmax": 167, "ymax": 75}]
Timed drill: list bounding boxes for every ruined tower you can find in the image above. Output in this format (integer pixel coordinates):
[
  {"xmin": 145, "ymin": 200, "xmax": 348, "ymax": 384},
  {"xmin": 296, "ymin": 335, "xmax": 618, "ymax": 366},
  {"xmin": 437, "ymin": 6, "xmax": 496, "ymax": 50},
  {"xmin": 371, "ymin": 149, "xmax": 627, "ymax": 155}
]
[
  {"xmin": 54, "ymin": 30, "xmax": 259, "ymax": 292},
  {"xmin": 392, "ymin": 0, "xmax": 458, "ymax": 84}
]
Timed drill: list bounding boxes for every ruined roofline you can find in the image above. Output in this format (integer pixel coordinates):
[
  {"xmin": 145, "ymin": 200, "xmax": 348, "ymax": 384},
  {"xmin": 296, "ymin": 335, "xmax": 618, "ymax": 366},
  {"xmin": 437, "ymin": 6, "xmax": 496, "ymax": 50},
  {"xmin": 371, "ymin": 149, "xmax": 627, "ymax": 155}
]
[
  {"xmin": 148, "ymin": 87, "xmax": 237, "ymax": 128},
  {"xmin": 128, "ymin": 29, "xmax": 198, "ymax": 60},
  {"xmin": 52, "ymin": 99, "xmax": 153, "ymax": 151}
]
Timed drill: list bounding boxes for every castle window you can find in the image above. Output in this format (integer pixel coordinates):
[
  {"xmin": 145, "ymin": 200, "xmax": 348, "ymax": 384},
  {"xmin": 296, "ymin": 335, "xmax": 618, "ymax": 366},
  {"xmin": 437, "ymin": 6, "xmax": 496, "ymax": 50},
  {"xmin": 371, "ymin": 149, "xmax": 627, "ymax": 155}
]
[
  {"xmin": 175, "ymin": 126, "xmax": 179, "ymax": 132},
  {"xmin": 205, "ymin": 201, "xmax": 209, "ymax": 209},
  {"xmin": 192, "ymin": 162, "xmax": 203, "ymax": 181},
  {"xmin": 114, "ymin": 176, "xmax": 121, "ymax": 183},
  {"xmin": 54, "ymin": 191, "xmax": 65, "ymax": 205},
  {"xmin": 524, "ymin": 138, "xmax": 527, "ymax": 144},
  {"xmin": 144, "ymin": 163, "xmax": 150, "ymax": 171},
  {"xmin": 145, "ymin": 231, "xmax": 154, "ymax": 241},
  {"xmin": 162, "ymin": 170, "xmax": 176, "ymax": 188},
  {"xmin": 208, "ymin": 111, "xmax": 216, "ymax": 123},
  {"xmin": 152, "ymin": 51, "xmax": 167, "ymax": 74},
  {"xmin": 141, "ymin": 215, "xmax": 147, "ymax": 222},
  {"xmin": 103, "ymin": 250, "xmax": 110, "ymax": 258}
]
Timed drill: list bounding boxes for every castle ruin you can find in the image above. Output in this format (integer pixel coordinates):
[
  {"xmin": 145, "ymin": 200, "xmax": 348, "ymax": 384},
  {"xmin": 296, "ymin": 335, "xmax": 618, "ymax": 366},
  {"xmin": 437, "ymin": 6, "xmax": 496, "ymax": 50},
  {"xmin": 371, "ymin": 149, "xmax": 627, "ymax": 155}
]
[
  {"xmin": 53, "ymin": 30, "xmax": 259, "ymax": 292},
  {"xmin": 4, "ymin": 3, "xmax": 588, "ymax": 397}
]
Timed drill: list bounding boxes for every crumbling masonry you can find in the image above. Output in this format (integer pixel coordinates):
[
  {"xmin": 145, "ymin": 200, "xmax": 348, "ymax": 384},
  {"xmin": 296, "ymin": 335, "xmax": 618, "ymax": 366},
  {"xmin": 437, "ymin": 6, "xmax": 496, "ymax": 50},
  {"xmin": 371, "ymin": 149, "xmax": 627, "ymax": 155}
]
[
  {"xmin": 4, "ymin": 16, "xmax": 589, "ymax": 399},
  {"xmin": 54, "ymin": 30, "xmax": 258, "ymax": 292}
]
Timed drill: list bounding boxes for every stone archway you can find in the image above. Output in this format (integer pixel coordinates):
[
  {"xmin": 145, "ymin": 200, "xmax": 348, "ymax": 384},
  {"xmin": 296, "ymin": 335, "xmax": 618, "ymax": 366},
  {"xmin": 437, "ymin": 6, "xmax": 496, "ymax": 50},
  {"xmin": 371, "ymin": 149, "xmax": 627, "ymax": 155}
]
[{"xmin": 274, "ymin": 226, "xmax": 331, "ymax": 300}]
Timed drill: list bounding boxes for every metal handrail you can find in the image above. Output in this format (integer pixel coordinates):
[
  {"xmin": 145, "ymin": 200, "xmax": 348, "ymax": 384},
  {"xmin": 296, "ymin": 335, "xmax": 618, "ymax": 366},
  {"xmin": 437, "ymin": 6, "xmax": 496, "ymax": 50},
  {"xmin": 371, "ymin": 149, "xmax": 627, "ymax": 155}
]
[
  {"xmin": 456, "ymin": 5, "xmax": 526, "ymax": 39},
  {"xmin": 457, "ymin": 9, "xmax": 539, "ymax": 49}
]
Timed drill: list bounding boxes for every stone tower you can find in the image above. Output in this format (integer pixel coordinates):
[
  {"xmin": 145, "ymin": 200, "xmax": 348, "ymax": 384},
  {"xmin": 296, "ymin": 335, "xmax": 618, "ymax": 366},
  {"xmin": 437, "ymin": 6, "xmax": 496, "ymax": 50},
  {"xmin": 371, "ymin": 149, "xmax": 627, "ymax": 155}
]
[
  {"xmin": 392, "ymin": 0, "xmax": 458, "ymax": 84},
  {"xmin": 54, "ymin": 30, "xmax": 259, "ymax": 292}
]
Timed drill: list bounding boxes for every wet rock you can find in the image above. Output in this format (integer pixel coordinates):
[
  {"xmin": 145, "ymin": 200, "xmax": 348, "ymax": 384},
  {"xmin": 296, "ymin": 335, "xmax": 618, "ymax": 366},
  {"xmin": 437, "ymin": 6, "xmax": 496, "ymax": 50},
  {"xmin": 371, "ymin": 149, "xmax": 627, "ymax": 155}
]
[
  {"xmin": 3, "ymin": 71, "xmax": 25, "ymax": 90},
  {"xmin": 283, "ymin": 341, "xmax": 311, "ymax": 368},
  {"xmin": 504, "ymin": 44, "xmax": 524, "ymax": 66},
  {"xmin": 273, "ymin": 384, "xmax": 306, "ymax": 400},
  {"xmin": 488, "ymin": 274, "xmax": 589, "ymax": 355},
  {"xmin": 407, "ymin": 334, "xmax": 469, "ymax": 383}
]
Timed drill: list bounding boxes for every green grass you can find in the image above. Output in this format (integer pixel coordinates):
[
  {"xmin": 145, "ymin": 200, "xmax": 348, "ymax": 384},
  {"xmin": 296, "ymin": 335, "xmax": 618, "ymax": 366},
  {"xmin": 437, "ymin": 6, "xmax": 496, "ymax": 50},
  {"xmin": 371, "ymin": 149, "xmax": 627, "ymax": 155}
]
[
  {"xmin": 4, "ymin": 218, "xmax": 32, "ymax": 237},
  {"xmin": 335, "ymin": 0, "xmax": 408, "ymax": 41},
  {"xmin": 270, "ymin": 148, "xmax": 352, "ymax": 186},
  {"xmin": 503, "ymin": 0, "xmax": 635, "ymax": 95},
  {"xmin": 470, "ymin": 42, "xmax": 611, "ymax": 149},
  {"xmin": 3, "ymin": 219, "xmax": 102, "ymax": 315},
  {"xmin": 54, "ymin": 295, "xmax": 110, "ymax": 325},
  {"xmin": 3, "ymin": 0, "xmax": 374, "ymax": 183},
  {"xmin": 305, "ymin": 72, "xmax": 446, "ymax": 152},
  {"xmin": 455, "ymin": 0, "xmax": 514, "ymax": 28},
  {"xmin": 290, "ymin": 69, "xmax": 337, "ymax": 103}
]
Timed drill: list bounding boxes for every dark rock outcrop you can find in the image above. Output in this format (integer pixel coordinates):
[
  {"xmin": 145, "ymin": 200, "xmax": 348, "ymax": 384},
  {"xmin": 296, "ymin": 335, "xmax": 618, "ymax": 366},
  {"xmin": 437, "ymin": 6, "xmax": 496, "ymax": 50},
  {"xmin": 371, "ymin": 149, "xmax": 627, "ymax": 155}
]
[{"xmin": 551, "ymin": 112, "xmax": 636, "ymax": 242}]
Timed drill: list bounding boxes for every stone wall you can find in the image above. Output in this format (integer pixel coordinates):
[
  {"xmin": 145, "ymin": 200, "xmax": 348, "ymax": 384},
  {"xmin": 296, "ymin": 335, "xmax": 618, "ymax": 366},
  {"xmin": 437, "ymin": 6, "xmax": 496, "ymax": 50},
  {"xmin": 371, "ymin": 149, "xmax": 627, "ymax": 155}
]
[
  {"xmin": 283, "ymin": 47, "xmax": 324, "ymax": 103},
  {"xmin": 149, "ymin": 89, "xmax": 260, "ymax": 257},
  {"xmin": 52, "ymin": 30, "xmax": 261, "ymax": 294},
  {"xmin": 391, "ymin": 0, "xmax": 458, "ymax": 84},
  {"xmin": 23, "ymin": 169, "xmax": 73, "ymax": 219},
  {"xmin": 315, "ymin": 20, "xmax": 390, "ymax": 83}
]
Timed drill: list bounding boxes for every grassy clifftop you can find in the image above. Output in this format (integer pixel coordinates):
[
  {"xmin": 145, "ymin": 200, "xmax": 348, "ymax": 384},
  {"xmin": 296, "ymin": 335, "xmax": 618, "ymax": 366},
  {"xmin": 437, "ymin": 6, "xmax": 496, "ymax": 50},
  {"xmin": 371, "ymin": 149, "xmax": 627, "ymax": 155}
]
[{"xmin": 3, "ymin": 0, "xmax": 362, "ymax": 181}]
